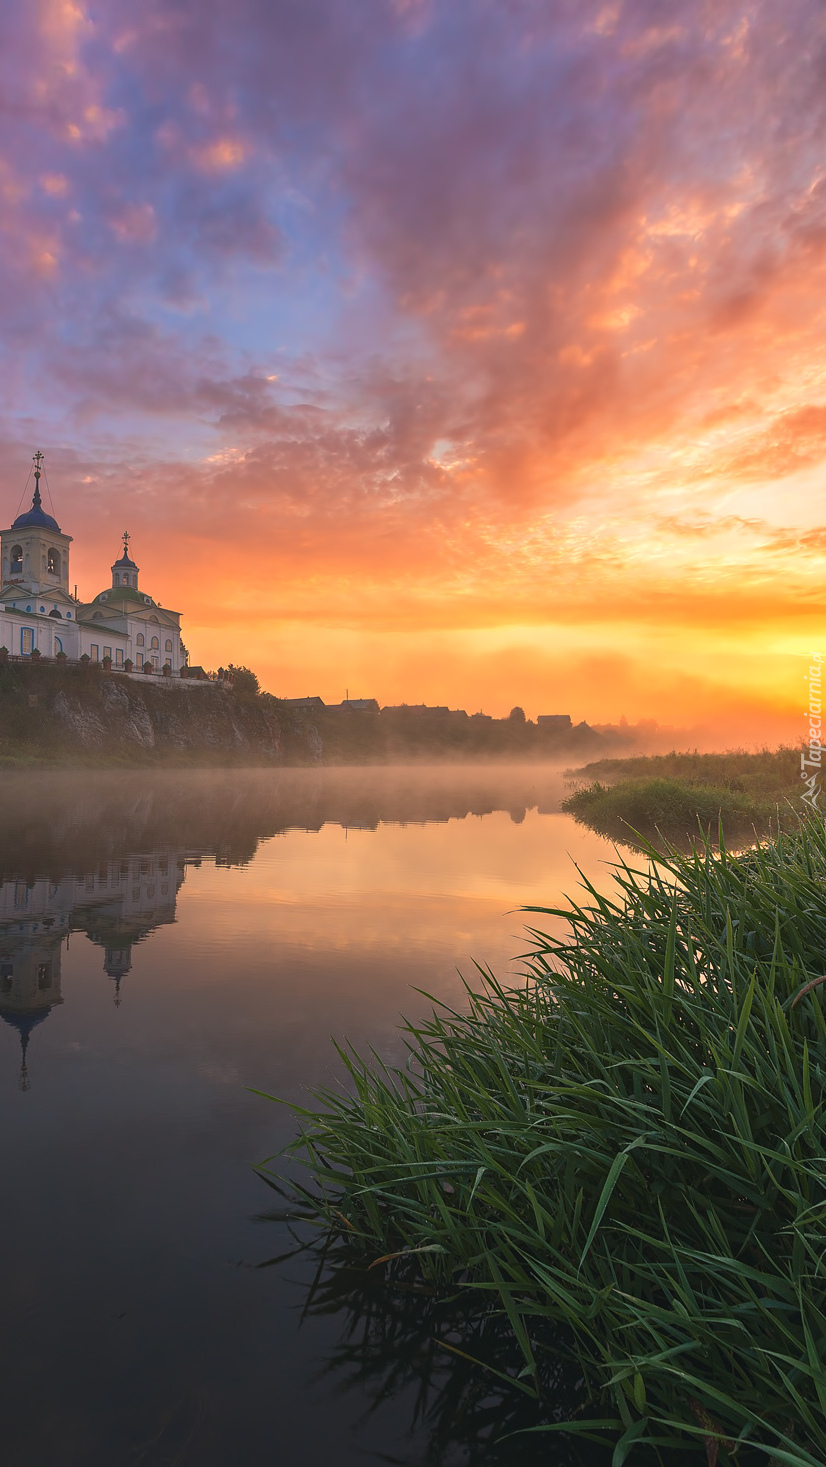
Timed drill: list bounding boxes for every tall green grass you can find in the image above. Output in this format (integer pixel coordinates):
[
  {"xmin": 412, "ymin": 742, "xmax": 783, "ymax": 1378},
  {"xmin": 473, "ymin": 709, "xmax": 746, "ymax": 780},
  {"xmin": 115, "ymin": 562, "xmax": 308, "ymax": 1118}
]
[
  {"xmin": 568, "ymin": 747, "xmax": 802, "ymax": 801},
  {"xmin": 269, "ymin": 820, "xmax": 826, "ymax": 1464},
  {"xmin": 561, "ymin": 777, "xmax": 785, "ymax": 842}
]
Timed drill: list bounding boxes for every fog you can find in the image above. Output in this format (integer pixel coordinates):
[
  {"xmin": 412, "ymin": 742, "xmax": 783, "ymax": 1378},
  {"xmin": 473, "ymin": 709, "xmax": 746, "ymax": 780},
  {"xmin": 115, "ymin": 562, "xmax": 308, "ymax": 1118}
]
[{"xmin": 0, "ymin": 763, "xmax": 577, "ymax": 879}]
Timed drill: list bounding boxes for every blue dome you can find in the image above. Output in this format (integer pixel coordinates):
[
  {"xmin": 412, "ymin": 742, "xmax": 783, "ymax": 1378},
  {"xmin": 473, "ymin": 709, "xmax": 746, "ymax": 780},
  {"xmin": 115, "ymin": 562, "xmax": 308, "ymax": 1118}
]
[
  {"xmin": 113, "ymin": 552, "xmax": 137, "ymax": 569},
  {"xmin": 12, "ymin": 484, "xmax": 60, "ymax": 533},
  {"xmin": 0, "ymin": 1008, "xmax": 50, "ymax": 1040}
]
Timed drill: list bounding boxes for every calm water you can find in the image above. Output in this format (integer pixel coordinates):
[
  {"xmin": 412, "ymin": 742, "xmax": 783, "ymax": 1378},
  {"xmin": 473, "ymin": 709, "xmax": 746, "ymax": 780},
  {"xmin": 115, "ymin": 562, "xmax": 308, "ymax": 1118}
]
[{"xmin": 0, "ymin": 768, "xmax": 623, "ymax": 1467}]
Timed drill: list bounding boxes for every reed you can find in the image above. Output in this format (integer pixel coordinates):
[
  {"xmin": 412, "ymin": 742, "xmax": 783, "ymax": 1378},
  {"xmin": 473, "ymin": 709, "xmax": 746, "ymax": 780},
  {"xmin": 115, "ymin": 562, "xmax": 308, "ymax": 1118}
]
[
  {"xmin": 268, "ymin": 819, "xmax": 826, "ymax": 1464},
  {"xmin": 561, "ymin": 776, "xmax": 783, "ymax": 842}
]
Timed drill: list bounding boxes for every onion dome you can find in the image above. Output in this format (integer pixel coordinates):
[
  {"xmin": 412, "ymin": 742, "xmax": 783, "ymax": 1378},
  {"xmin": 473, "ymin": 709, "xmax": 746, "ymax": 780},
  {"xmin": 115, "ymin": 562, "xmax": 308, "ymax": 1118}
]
[{"xmin": 12, "ymin": 454, "xmax": 60, "ymax": 532}]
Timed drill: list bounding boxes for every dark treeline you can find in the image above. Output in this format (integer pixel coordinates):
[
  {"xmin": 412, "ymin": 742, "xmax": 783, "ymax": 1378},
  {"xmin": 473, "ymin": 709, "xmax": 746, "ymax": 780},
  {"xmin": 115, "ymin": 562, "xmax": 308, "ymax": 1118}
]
[
  {"xmin": 0, "ymin": 660, "xmax": 640, "ymax": 767},
  {"xmin": 305, "ymin": 705, "xmax": 618, "ymax": 764}
]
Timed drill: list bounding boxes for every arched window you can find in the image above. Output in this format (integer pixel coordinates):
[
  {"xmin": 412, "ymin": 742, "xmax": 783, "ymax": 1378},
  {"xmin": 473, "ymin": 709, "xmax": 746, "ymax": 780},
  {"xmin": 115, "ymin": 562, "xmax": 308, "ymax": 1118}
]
[
  {"xmin": 165, "ymin": 639, "xmax": 172, "ymax": 652},
  {"xmin": 150, "ymin": 636, "xmax": 159, "ymax": 650},
  {"xmin": 136, "ymin": 633, "xmax": 144, "ymax": 646},
  {"xmin": 10, "ymin": 545, "xmax": 22, "ymax": 574},
  {"xmin": 113, "ymin": 574, "xmax": 119, "ymax": 585},
  {"xmin": 47, "ymin": 548, "xmax": 59, "ymax": 575}
]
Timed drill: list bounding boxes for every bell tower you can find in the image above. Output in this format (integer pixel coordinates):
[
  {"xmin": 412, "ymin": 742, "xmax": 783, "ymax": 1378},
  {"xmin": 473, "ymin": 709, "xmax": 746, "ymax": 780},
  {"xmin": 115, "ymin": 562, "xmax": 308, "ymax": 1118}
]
[
  {"xmin": 1, "ymin": 450, "xmax": 72, "ymax": 597},
  {"xmin": 111, "ymin": 531, "xmax": 139, "ymax": 591}
]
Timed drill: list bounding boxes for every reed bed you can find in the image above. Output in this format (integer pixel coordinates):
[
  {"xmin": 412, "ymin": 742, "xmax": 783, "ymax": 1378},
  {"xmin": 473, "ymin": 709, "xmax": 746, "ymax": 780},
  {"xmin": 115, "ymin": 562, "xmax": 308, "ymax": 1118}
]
[
  {"xmin": 269, "ymin": 820, "xmax": 826, "ymax": 1464},
  {"xmin": 561, "ymin": 776, "xmax": 773, "ymax": 842}
]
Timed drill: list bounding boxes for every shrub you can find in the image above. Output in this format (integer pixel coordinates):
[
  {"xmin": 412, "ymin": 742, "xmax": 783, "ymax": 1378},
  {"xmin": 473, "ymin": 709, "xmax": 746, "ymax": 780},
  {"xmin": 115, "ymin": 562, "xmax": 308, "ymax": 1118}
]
[{"xmin": 227, "ymin": 664, "xmax": 259, "ymax": 699}]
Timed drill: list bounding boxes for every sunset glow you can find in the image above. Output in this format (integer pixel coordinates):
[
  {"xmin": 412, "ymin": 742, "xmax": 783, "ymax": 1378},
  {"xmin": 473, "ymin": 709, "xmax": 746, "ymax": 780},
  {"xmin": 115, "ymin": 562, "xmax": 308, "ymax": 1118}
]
[{"xmin": 2, "ymin": 0, "xmax": 825, "ymax": 735}]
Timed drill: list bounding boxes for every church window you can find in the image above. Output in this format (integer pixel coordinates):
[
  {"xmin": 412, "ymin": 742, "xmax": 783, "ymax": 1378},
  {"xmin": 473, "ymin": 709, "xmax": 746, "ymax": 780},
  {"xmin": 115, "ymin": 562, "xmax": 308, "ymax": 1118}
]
[
  {"xmin": 113, "ymin": 574, "xmax": 119, "ymax": 585},
  {"xmin": 93, "ymin": 611, "xmax": 103, "ymax": 620},
  {"xmin": 47, "ymin": 548, "xmax": 59, "ymax": 574},
  {"xmin": 66, "ymin": 612, "xmax": 71, "ymax": 619},
  {"xmin": 91, "ymin": 644, "xmax": 99, "ymax": 661},
  {"xmin": 37, "ymin": 963, "xmax": 51, "ymax": 990},
  {"xmin": 104, "ymin": 646, "xmax": 112, "ymax": 659},
  {"xmin": 40, "ymin": 606, "xmax": 45, "ymax": 613},
  {"xmin": 150, "ymin": 635, "xmax": 159, "ymax": 649},
  {"xmin": 132, "ymin": 887, "xmax": 140, "ymax": 901},
  {"xmin": 21, "ymin": 628, "xmax": 33, "ymax": 655},
  {"xmin": 165, "ymin": 639, "xmax": 172, "ymax": 652},
  {"xmin": 55, "ymin": 637, "xmax": 63, "ymax": 653},
  {"xmin": 115, "ymin": 649, "xmax": 124, "ymax": 667},
  {"xmin": 10, "ymin": 544, "xmax": 22, "ymax": 572},
  {"xmin": 136, "ymin": 633, "xmax": 144, "ymax": 646}
]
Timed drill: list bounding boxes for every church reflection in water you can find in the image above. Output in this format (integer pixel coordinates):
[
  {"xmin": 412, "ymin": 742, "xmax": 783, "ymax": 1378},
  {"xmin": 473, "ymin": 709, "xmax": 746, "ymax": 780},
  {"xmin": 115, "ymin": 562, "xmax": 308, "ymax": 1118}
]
[
  {"xmin": 0, "ymin": 763, "xmax": 569, "ymax": 1093},
  {"xmin": 0, "ymin": 852, "xmax": 185, "ymax": 1089}
]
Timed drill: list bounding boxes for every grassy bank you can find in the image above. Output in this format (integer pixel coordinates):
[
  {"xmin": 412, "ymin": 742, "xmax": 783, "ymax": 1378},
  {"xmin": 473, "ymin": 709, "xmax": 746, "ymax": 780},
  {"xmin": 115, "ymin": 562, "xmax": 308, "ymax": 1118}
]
[
  {"xmin": 562, "ymin": 748, "xmax": 803, "ymax": 842},
  {"xmin": 271, "ymin": 820, "xmax": 826, "ymax": 1464}
]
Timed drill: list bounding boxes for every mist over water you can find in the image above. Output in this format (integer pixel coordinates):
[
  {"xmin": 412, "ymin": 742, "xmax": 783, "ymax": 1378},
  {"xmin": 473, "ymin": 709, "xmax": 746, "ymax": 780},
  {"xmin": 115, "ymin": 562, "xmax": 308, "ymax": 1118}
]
[{"xmin": 0, "ymin": 768, "xmax": 619, "ymax": 1467}]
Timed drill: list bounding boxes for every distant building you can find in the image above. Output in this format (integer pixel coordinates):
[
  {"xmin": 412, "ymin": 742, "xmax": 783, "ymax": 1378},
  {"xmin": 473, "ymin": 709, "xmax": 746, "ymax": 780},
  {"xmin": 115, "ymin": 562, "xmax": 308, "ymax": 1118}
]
[
  {"xmin": 282, "ymin": 696, "xmax": 327, "ymax": 711},
  {"xmin": 280, "ymin": 697, "xmax": 380, "ymax": 714},
  {"xmin": 537, "ymin": 714, "xmax": 573, "ymax": 731},
  {"xmin": 382, "ymin": 704, "xmax": 467, "ymax": 719},
  {"xmin": 332, "ymin": 698, "xmax": 380, "ymax": 714}
]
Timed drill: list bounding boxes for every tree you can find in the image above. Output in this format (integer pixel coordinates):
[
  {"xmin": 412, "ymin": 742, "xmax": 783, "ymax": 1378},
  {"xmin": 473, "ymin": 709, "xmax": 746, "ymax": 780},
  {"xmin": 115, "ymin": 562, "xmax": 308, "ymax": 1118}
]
[
  {"xmin": 508, "ymin": 706, "xmax": 526, "ymax": 722},
  {"xmin": 227, "ymin": 664, "xmax": 260, "ymax": 700}
]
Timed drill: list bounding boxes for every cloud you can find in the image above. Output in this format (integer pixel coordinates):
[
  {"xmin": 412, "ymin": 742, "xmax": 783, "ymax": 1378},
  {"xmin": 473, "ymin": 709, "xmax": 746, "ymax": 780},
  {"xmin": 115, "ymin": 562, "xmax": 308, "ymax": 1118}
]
[{"xmin": 0, "ymin": 0, "xmax": 825, "ymax": 728}]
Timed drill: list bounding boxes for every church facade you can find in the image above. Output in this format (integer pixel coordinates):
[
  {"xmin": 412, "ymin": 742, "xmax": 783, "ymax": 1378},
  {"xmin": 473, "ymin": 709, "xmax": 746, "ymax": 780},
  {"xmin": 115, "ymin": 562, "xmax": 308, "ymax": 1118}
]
[{"xmin": 0, "ymin": 453, "xmax": 184, "ymax": 673}]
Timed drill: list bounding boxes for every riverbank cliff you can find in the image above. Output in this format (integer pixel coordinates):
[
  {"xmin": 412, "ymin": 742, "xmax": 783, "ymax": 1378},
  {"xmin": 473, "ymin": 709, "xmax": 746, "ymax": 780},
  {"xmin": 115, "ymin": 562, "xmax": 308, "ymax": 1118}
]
[{"xmin": 0, "ymin": 661, "xmax": 322, "ymax": 767}]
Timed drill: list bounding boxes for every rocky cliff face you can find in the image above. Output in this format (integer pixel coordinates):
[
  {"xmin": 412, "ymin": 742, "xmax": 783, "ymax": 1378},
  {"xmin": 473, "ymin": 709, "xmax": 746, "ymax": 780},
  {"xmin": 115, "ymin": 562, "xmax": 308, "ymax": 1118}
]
[{"xmin": 0, "ymin": 664, "xmax": 321, "ymax": 765}]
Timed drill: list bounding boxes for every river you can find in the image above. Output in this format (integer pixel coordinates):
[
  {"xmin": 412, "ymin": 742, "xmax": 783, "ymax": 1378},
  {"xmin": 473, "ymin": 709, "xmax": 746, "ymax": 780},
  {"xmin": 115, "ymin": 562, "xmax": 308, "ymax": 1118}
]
[{"xmin": 0, "ymin": 767, "xmax": 623, "ymax": 1467}]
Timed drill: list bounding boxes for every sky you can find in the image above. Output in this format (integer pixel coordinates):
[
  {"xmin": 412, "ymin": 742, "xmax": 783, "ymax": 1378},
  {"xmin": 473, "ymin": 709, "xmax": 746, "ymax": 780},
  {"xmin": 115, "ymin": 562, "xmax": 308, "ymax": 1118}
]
[{"xmin": 2, "ymin": 0, "xmax": 825, "ymax": 736}]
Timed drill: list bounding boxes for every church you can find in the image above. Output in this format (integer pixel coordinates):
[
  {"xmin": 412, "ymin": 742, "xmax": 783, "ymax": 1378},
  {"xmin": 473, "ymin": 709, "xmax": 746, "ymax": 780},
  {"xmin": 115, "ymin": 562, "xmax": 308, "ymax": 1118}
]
[{"xmin": 0, "ymin": 452, "xmax": 185, "ymax": 673}]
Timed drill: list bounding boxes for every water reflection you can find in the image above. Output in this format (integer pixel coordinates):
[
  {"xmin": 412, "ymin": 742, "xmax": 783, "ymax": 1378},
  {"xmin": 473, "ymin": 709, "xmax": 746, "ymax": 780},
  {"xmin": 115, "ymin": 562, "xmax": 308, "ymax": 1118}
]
[
  {"xmin": 266, "ymin": 1230, "xmax": 608, "ymax": 1467},
  {"xmin": 0, "ymin": 768, "xmax": 624, "ymax": 1467},
  {"xmin": 0, "ymin": 766, "xmax": 578, "ymax": 1091},
  {"xmin": 0, "ymin": 855, "xmax": 185, "ymax": 1086}
]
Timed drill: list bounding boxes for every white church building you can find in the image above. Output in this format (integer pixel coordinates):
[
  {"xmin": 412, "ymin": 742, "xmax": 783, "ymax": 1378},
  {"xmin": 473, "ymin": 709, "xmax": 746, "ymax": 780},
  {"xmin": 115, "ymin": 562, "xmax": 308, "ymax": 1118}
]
[{"xmin": 0, "ymin": 452, "xmax": 185, "ymax": 673}]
